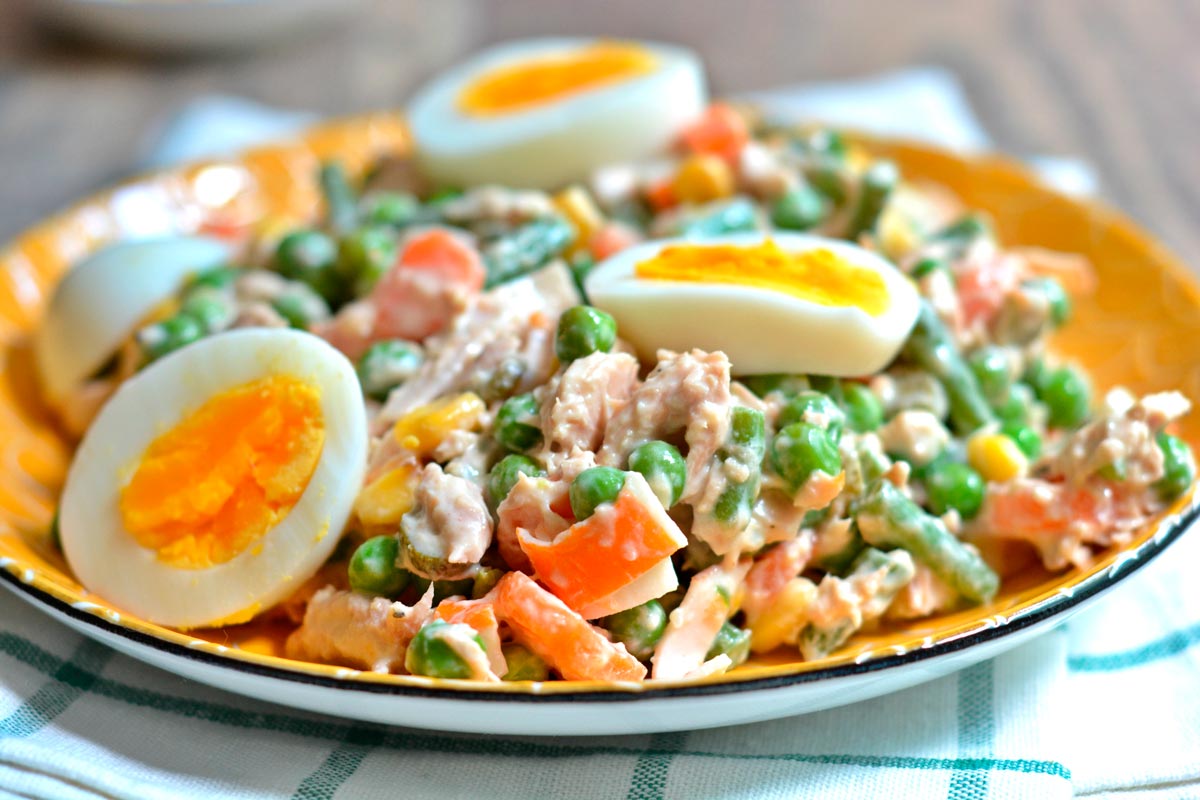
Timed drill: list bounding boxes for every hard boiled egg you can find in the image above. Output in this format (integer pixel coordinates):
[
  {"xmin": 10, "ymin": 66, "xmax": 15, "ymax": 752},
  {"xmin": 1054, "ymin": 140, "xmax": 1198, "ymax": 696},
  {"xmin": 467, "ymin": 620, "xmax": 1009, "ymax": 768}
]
[
  {"xmin": 35, "ymin": 236, "xmax": 231, "ymax": 410},
  {"xmin": 409, "ymin": 38, "xmax": 706, "ymax": 190},
  {"xmin": 585, "ymin": 233, "xmax": 920, "ymax": 376},
  {"xmin": 59, "ymin": 328, "xmax": 367, "ymax": 629}
]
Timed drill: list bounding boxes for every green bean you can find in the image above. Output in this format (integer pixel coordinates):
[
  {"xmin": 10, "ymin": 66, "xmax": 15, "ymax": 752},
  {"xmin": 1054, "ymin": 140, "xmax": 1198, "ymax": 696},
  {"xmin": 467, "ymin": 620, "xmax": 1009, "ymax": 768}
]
[
  {"xmin": 1155, "ymin": 432, "xmax": 1196, "ymax": 501},
  {"xmin": 928, "ymin": 214, "xmax": 991, "ymax": 247},
  {"xmin": 569, "ymin": 466, "xmax": 626, "ymax": 521},
  {"xmin": 910, "ymin": 257, "xmax": 948, "ymax": 279},
  {"xmin": 845, "ymin": 160, "xmax": 898, "ymax": 240},
  {"xmin": 362, "ymin": 191, "xmax": 420, "ymax": 229},
  {"xmin": 483, "ymin": 216, "xmax": 575, "ymax": 288},
  {"xmin": 799, "ymin": 548, "xmax": 915, "ymax": 660},
  {"xmin": 777, "ymin": 390, "xmax": 845, "ymax": 440},
  {"xmin": 501, "ymin": 643, "xmax": 550, "ymax": 681},
  {"xmin": 319, "ymin": 162, "xmax": 359, "ymax": 235},
  {"xmin": 356, "ymin": 340, "xmax": 424, "ymax": 401},
  {"xmin": 770, "ymin": 185, "xmax": 827, "ymax": 231},
  {"xmin": 628, "ymin": 440, "xmax": 687, "ymax": 508},
  {"xmin": 770, "ymin": 422, "xmax": 841, "ymax": 494},
  {"xmin": 712, "ymin": 407, "xmax": 767, "ymax": 526},
  {"xmin": 348, "ymin": 535, "xmax": 409, "ymax": 597},
  {"xmin": 601, "ymin": 600, "xmax": 668, "ymax": 662},
  {"xmin": 706, "ymin": 621, "xmax": 752, "ymax": 667},
  {"xmin": 902, "ymin": 301, "xmax": 995, "ymax": 435},
  {"xmin": 555, "ymin": 305, "xmax": 617, "ymax": 363},
  {"xmin": 405, "ymin": 620, "xmax": 486, "ymax": 679},
  {"xmin": 968, "ymin": 346, "xmax": 1013, "ymax": 406},
  {"xmin": 569, "ymin": 252, "xmax": 597, "ymax": 303},
  {"xmin": 856, "ymin": 479, "xmax": 999, "ymax": 603},
  {"xmin": 740, "ymin": 373, "xmax": 809, "ymax": 399},
  {"xmin": 811, "ymin": 522, "xmax": 865, "ymax": 575},
  {"xmin": 495, "ymin": 393, "xmax": 544, "ymax": 453},
  {"xmin": 679, "ymin": 197, "xmax": 759, "ymax": 238},
  {"xmin": 486, "ymin": 454, "xmax": 545, "ymax": 509},
  {"xmin": 840, "ymin": 382, "xmax": 884, "ymax": 432}
]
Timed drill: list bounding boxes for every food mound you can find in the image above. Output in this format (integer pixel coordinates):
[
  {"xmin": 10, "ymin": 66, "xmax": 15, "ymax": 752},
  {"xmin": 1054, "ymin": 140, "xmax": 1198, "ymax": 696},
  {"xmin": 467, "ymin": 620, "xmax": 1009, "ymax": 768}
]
[{"xmin": 39, "ymin": 39, "xmax": 1196, "ymax": 683}]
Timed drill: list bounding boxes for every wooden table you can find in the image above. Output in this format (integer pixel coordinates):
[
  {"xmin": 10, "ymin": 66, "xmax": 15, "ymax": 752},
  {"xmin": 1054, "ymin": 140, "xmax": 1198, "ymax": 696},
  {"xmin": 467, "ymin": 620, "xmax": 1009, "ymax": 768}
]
[{"xmin": 2, "ymin": 0, "xmax": 1198, "ymax": 267}]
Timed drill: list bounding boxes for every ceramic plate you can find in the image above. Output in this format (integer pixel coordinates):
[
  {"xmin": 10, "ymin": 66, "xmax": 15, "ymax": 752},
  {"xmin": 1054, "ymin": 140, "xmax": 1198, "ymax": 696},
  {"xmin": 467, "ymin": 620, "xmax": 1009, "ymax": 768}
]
[{"xmin": 1, "ymin": 114, "xmax": 1197, "ymax": 735}]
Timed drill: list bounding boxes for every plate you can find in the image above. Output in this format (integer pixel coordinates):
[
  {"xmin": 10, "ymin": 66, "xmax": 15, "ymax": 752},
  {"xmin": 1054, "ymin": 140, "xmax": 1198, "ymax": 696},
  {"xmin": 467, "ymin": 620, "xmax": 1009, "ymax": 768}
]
[{"xmin": 0, "ymin": 114, "xmax": 1197, "ymax": 735}]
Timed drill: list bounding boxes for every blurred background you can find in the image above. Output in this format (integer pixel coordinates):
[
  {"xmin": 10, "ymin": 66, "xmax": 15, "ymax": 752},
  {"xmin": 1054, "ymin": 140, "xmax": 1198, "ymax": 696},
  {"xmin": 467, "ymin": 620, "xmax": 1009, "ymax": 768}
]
[{"xmin": 1, "ymin": 0, "xmax": 1197, "ymax": 264}]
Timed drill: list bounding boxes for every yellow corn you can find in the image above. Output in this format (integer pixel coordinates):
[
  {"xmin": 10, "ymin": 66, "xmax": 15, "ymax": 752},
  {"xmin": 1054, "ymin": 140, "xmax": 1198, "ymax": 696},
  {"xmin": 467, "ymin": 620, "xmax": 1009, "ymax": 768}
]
[
  {"xmin": 967, "ymin": 432, "xmax": 1029, "ymax": 482},
  {"xmin": 554, "ymin": 185, "xmax": 604, "ymax": 256},
  {"xmin": 877, "ymin": 201, "xmax": 921, "ymax": 262},
  {"xmin": 392, "ymin": 392, "xmax": 485, "ymax": 455},
  {"xmin": 671, "ymin": 155, "xmax": 735, "ymax": 204},
  {"xmin": 748, "ymin": 577, "xmax": 818, "ymax": 654},
  {"xmin": 354, "ymin": 463, "xmax": 419, "ymax": 530}
]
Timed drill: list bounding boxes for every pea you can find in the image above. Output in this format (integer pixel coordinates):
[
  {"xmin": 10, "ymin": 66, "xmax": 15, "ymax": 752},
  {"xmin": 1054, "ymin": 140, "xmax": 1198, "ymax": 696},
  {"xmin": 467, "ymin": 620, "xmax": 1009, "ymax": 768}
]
[
  {"xmin": 405, "ymin": 620, "xmax": 486, "ymax": 679},
  {"xmin": 770, "ymin": 185, "xmax": 827, "ymax": 231},
  {"xmin": 271, "ymin": 285, "xmax": 331, "ymax": 330},
  {"xmin": 1038, "ymin": 366, "xmax": 1090, "ymax": 429},
  {"xmin": 275, "ymin": 229, "xmax": 343, "ymax": 304},
  {"xmin": 910, "ymin": 257, "xmax": 947, "ymax": 279},
  {"xmin": 706, "ymin": 621, "xmax": 751, "ymax": 668},
  {"xmin": 923, "ymin": 460, "xmax": 985, "ymax": 519},
  {"xmin": 1000, "ymin": 422, "xmax": 1043, "ymax": 459},
  {"xmin": 840, "ymin": 382, "xmax": 884, "ymax": 432},
  {"xmin": 995, "ymin": 382, "xmax": 1038, "ymax": 424},
  {"xmin": 481, "ymin": 356, "xmax": 526, "ymax": 402},
  {"xmin": 188, "ymin": 265, "xmax": 240, "ymax": 290},
  {"xmin": 356, "ymin": 340, "xmax": 424, "ymax": 401},
  {"xmin": 569, "ymin": 466, "xmax": 626, "ymax": 520},
  {"xmin": 741, "ymin": 373, "xmax": 809, "ymax": 399},
  {"xmin": 1024, "ymin": 277, "xmax": 1071, "ymax": 326},
  {"xmin": 362, "ymin": 191, "xmax": 420, "ymax": 228},
  {"xmin": 1155, "ymin": 432, "xmax": 1195, "ymax": 501},
  {"xmin": 139, "ymin": 314, "xmax": 203, "ymax": 363},
  {"xmin": 968, "ymin": 347, "xmax": 1012, "ymax": 405},
  {"xmin": 770, "ymin": 422, "xmax": 842, "ymax": 492},
  {"xmin": 348, "ymin": 535, "xmax": 409, "ymax": 597},
  {"xmin": 501, "ymin": 643, "xmax": 550, "ymax": 681},
  {"xmin": 495, "ymin": 393, "xmax": 543, "ymax": 453},
  {"xmin": 555, "ymin": 305, "xmax": 617, "ymax": 363},
  {"xmin": 486, "ymin": 454, "xmax": 545, "ymax": 509},
  {"xmin": 628, "ymin": 440, "xmax": 687, "ymax": 508},
  {"xmin": 777, "ymin": 391, "xmax": 845, "ymax": 441},
  {"xmin": 180, "ymin": 289, "xmax": 233, "ymax": 333},
  {"xmin": 471, "ymin": 567, "xmax": 504, "ymax": 599},
  {"xmin": 338, "ymin": 225, "xmax": 397, "ymax": 297},
  {"xmin": 602, "ymin": 600, "xmax": 668, "ymax": 661}
]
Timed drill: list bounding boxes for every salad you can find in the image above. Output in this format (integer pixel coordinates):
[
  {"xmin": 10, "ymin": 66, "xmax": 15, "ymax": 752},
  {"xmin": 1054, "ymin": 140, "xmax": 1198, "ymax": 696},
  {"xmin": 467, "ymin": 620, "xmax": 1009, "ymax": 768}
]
[{"xmin": 39, "ymin": 39, "xmax": 1196, "ymax": 684}]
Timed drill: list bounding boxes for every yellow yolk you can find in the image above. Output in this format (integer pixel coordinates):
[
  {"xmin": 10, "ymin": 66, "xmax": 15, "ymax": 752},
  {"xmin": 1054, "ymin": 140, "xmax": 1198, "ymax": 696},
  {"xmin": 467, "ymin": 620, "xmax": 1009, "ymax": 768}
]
[
  {"xmin": 119, "ymin": 375, "xmax": 325, "ymax": 569},
  {"xmin": 458, "ymin": 42, "xmax": 657, "ymax": 116},
  {"xmin": 635, "ymin": 240, "xmax": 891, "ymax": 316}
]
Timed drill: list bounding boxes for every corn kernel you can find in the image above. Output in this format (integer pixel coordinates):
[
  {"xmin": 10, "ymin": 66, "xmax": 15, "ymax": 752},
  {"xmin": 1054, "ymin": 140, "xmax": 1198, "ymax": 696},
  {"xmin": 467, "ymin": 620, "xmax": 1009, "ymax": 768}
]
[
  {"xmin": 354, "ymin": 464, "xmax": 418, "ymax": 530},
  {"xmin": 877, "ymin": 203, "xmax": 921, "ymax": 262},
  {"xmin": 671, "ymin": 155, "xmax": 735, "ymax": 204},
  {"xmin": 392, "ymin": 392, "xmax": 485, "ymax": 455},
  {"xmin": 748, "ymin": 577, "xmax": 817, "ymax": 654},
  {"xmin": 553, "ymin": 185, "xmax": 604, "ymax": 257},
  {"xmin": 967, "ymin": 432, "xmax": 1029, "ymax": 482}
]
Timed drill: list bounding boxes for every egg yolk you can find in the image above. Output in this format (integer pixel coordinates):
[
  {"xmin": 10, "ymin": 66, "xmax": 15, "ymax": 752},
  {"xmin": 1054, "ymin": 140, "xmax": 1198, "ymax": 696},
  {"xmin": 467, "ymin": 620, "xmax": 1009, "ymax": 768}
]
[
  {"xmin": 119, "ymin": 375, "xmax": 324, "ymax": 569},
  {"xmin": 458, "ymin": 42, "xmax": 657, "ymax": 116},
  {"xmin": 635, "ymin": 240, "xmax": 891, "ymax": 316}
]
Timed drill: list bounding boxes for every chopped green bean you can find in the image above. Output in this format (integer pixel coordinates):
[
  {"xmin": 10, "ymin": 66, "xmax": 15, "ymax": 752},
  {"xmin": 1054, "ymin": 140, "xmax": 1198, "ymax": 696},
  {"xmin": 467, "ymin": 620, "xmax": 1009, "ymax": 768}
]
[
  {"xmin": 740, "ymin": 373, "xmax": 810, "ymax": 399},
  {"xmin": 362, "ymin": 191, "xmax": 420, "ymax": 229},
  {"xmin": 706, "ymin": 621, "xmax": 752, "ymax": 667},
  {"xmin": 903, "ymin": 301, "xmax": 995, "ymax": 435},
  {"xmin": 777, "ymin": 390, "xmax": 845, "ymax": 440},
  {"xmin": 712, "ymin": 407, "xmax": 767, "ymax": 526},
  {"xmin": 319, "ymin": 162, "xmax": 359, "ymax": 235},
  {"xmin": 679, "ymin": 197, "xmax": 759, "ymax": 238},
  {"xmin": 483, "ymin": 216, "xmax": 575, "ymax": 288},
  {"xmin": 338, "ymin": 225, "xmax": 397, "ymax": 297},
  {"xmin": 845, "ymin": 160, "xmax": 897, "ymax": 240},
  {"xmin": 799, "ymin": 548, "xmax": 915, "ymax": 660}
]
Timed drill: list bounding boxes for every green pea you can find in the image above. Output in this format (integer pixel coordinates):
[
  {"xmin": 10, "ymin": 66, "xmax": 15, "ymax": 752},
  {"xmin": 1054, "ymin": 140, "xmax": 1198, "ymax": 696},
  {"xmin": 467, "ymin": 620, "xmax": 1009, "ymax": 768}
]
[
  {"xmin": 1000, "ymin": 422, "xmax": 1043, "ymax": 459},
  {"xmin": 405, "ymin": 620, "xmax": 486, "ymax": 679},
  {"xmin": 840, "ymin": 382, "xmax": 884, "ymax": 432},
  {"xmin": 338, "ymin": 225, "xmax": 397, "ymax": 297},
  {"xmin": 995, "ymin": 383, "xmax": 1038, "ymax": 424},
  {"xmin": 188, "ymin": 265, "xmax": 240, "ymax": 290},
  {"xmin": 910, "ymin": 257, "xmax": 947, "ymax": 279},
  {"xmin": 770, "ymin": 422, "xmax": 842, "ymax": 492},
  {"xmin": 472, "ymin": 567, "xmax": 504, "ymax": 599},
  {"xmin": 275, "ymin": 229, "xmax": 343, "ymax": 303},
  {"xmin": 180, "ymin": 289, "xmax": 233, "ymax": 333},
  {"xmin": 706, "ymin": 621, "xmax": 751, "ymax": 668},
  {"xmin": 480, "ymin": 356, "xmax": 526, "ymax": 403},
  {"xmin": 356, "ymin": 340, "xmax": 424, "ymax": 401},
  {"xmin": 740, "ymin": 373, "xmax": 809, "ymax": 399},
  {"xmin": 495, "ymin": 393, "xmax": 543, "ymax": 453},
  {"xmin": 555, "ymin": 305, "xmax": 617, "ymax": 363},
  {"xmin": 1024, "ymin": 277, "xmax": 1071, "ymax": 326},
  {"xmin": 777, "ymin": 391, "xmax": 845, "ymax": 441},
  {"xmin": 348, "ymin": 535, "xmax": 409, "ymax": 597},
  {"xmin": 923, "ymin": 460, "xmax": 985, "ymax": 519},
  {"xmin": 628, "ymin": 440, "xmax": 687, "ymax": 508},
  {"xmin": 271, "ymin": 285, "xmax": 331, "ymax": 330},
  {"xmin": 770, "ymin": 185, "xmax": 827, "ymax": 231},
  {"xmin": 486, "ymin": 454, "xmax": 545, "ymax": 509},
  {"xmin": 139, "ymin": 314, "xmax": 203, "ymax": 363},
  {"xmin": 501, "ymin": 643, "xmax": 550, "ymax": 681},
  {"xmin": 569, "ymin": 466, "xmax": 626, "ymax": 521},
  {"xmin": 968, "ymin": 347, "xmax": 1012, "ymax": 405},
  {"xmin": 362, "ymin": 192, "xmax": 420, "ymax": 228},
  {"xmin": 602, "ymin": 600, "xmax": 668, "ymax": 661},
  {"xmin": 1038, "ymin": 366, "xmax": 1091, "ymax": 429},
  {"xmin": 1155, "ymin": 432, "xmax": 1195, "ymax": 501}
]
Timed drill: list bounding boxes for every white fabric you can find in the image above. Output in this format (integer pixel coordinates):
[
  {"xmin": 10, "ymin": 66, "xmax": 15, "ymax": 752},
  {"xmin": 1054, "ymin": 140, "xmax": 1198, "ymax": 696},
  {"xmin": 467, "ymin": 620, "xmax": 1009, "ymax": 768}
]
[{"xmin": 0, "ymin": 68, "xmax": 1194, "ymax": 799}]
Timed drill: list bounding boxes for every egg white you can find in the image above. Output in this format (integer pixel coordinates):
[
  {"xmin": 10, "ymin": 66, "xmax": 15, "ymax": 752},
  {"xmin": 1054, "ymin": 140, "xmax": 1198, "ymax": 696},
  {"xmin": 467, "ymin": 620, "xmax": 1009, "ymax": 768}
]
[
  {"xmin": 35, "ymin": 236, "xmax": 232, "ymax": 409},
  {"xmin": 409, "ymin": 38, "xmax": 707, "ymax": 190},
  {"xmin": 59, "ymin": 328, "xmax": 368, "ymax": 629},
  {"xmin": 585, "ymin": 232, "xmax": 921, "ymax": 376}
]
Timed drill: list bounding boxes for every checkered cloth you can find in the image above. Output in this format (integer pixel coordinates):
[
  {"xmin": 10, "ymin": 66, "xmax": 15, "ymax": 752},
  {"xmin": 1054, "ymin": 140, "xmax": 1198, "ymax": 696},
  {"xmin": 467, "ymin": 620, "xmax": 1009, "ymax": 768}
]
[{"xmin": 2, "ymin": 69, "xmax": 1196, "ymax": 799}]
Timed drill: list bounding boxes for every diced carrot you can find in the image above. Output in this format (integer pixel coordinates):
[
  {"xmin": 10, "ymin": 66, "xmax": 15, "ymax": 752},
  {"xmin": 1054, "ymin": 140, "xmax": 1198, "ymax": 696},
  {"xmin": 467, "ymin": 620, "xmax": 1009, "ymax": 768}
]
[
  {"xmin": 398, "ymin": 228, "xmax": 486, "ymax": 291},
  {"xmin": 588, "ymin": 222, "xmax": 640, "ymax": 262},
  {"xmin": 677, "ymin": 103, "xmax": 750, "ymax": 163},
  {"xmin": 644, "ymin": 178, "xmax": 677, "ymax": 212},
  {"xmin": 983, "ymin": 481, "xmax": 1106, "ymax": 537},
  {"xmin": 490, "ymin": 572, "xmax": 647, "ymax": 682},
  {"xmin": 956, "ymin": 253, "xmax": 1021, "ymax": 328},
  {"xmin": 518, "ymin": 472, "xmax": 685, "ymax": 617}
]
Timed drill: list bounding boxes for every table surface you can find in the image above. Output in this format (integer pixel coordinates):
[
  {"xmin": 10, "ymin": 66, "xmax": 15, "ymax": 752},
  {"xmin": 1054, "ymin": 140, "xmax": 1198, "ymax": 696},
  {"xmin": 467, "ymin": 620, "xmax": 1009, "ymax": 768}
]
[{"xmin": 1, "ymin": 0, "xmax": 1198, "ymax": 268}]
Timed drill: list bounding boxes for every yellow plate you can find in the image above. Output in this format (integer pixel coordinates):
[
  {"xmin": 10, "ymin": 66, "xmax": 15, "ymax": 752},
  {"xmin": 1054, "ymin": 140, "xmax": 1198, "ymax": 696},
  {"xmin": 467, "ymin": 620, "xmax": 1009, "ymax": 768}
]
[{"xmin": 0, "ymin": 114, "xmax": 1197, "ymax": 730}]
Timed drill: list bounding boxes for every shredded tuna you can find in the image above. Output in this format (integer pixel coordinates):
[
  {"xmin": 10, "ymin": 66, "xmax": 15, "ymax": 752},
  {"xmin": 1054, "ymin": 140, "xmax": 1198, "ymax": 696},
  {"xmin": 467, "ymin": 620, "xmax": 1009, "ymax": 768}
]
[
  {"xmin": 495, "ymin": 475, "xmax": 572, "ymax": 572},
  {"xmin": 285, "ymin": 586, "xmax": 433, "ymax": 673},
  {"xmin": 537, "ymin": 351, "xmax": 640, "ymax": 472}
]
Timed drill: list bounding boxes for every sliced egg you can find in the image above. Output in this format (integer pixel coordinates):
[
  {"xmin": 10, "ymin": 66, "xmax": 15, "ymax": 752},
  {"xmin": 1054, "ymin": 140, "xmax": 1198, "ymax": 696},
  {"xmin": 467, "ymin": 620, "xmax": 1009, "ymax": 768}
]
[
  {"xmin": 585, "ymin": 233, "xmax": 921, "ymax": 376},
  {"xmin": 35, "ymin": 236, "xmax": 231, "ymax": 409},
  {"xmin": 59, "ymin": 328, "xmax": 367, "ymax": 629},
  {"xmin": 409, "ymin": 38, "xmax": 706, "ymax": 190}
]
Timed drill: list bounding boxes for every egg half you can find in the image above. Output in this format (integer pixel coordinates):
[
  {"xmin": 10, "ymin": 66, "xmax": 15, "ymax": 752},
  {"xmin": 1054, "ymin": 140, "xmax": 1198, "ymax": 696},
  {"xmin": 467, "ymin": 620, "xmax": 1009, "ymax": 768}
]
[
  {"xmin": 585, "ymin": 233, "xmax": 921, "ymax": 376},
  {"xmin": 59, "ymin": 328, "xmax": 367, "ymax": 629},
  {"xmin": 35, "ymin": 235, "xmax": 232, "ymax": 409},
  {"xmin": 409, "ymin": 38, "xmax": 706, "ymax": 189}
]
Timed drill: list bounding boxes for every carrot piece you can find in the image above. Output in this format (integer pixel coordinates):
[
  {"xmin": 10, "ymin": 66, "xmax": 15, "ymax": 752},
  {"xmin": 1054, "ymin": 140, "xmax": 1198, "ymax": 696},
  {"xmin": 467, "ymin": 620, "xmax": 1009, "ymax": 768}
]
[
  {"xmin": 398, "ymin": 228, "xmax": 486, "ymax": 291},
  {"xmin": 588, "ymin": 222, "xmax": 640, "ymax": 262},
  {"xmin": 678, "ymin": 103, "xmax": 750, "ymax": 163},
  {"xmin": 518, "ymin": 472, "xmax": 685, "ymax": 616},
  {"xmin": 644, "ymin": 178, "xmax": 677, "ymax": 212},
  {"xmin": 491, "ymin": 571, "xmax": 647, "ymax": 682}
]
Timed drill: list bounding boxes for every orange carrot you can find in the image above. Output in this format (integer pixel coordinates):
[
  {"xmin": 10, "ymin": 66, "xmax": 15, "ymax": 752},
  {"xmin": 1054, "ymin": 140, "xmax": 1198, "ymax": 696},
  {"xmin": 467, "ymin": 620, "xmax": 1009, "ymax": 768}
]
[
  {"xmin": 644, "ymin": 178, "xmax": 677, "ymax": 212},
  {"xmin": 490, "ymin": 571, "xmax": 647, "ymax": 682},
  {"xmin": 678, "ymin": 103, "xmax": 750, "ymax": 163},
  {"xmin": 398, "ymin": 228, "xmax": 486, "ymax": 291},
  {"xmin": 589, "ymin": 222, "xmax": 640, "ymax": 262}
]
